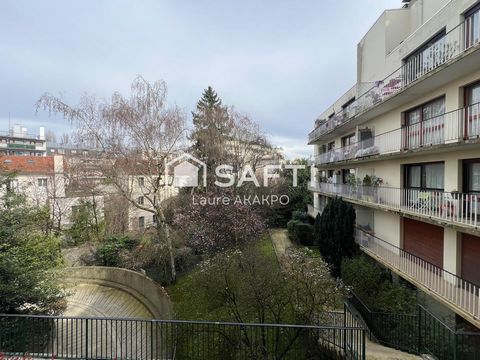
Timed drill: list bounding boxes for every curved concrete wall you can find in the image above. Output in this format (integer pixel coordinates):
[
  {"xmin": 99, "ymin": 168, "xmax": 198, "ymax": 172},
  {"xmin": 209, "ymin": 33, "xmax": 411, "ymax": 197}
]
[{"xmin": 64, "ymin": 266, "xmax": 172, "ymax": 319}]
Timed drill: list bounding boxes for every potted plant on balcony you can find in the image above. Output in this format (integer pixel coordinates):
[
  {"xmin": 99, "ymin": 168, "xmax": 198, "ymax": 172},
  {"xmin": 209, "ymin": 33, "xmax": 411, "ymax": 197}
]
[
  {"xmin": 346, "ymin": 174, "xmax": 361, "ymax": 199},
  {"xmin": 362, "ymin": 175, "xmax": 384, "ymax": 202}
]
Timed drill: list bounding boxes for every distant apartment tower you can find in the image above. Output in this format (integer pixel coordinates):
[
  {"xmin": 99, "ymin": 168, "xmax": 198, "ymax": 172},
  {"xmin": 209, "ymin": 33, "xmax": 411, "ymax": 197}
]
[
  {"xmin": 0, "ymin": 124, "xmax": 46, "ymax": 156},
  {"xmin": 308, "ymin": 0, "xmax": 480, "ymax": 329}
]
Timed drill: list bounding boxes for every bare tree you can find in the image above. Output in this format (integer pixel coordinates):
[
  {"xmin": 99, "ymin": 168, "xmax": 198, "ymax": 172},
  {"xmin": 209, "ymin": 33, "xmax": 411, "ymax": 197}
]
[
  {"xmin": 45, "ymin": 129, "xmax": 57, "ymax": 143},
  {"xmin": 37, "ymin": 76, "xmax": 187, "ymax": 282}
]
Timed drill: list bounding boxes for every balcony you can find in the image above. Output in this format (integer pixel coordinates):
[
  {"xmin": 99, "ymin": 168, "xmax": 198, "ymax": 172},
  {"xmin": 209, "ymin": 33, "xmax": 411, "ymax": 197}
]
[
  {"xmin": 315, "ymin": 104, "xmax": 480, "ymax": 165},
  {"xmin": 309, "ymin": 11, "xmax": 480, "ymax": 144},
  {"xmin": 355, "ymin": 228, "xmax": 480, "ymax": 327},
  {"xmin": 309, "ymin": 182, "xmax": 480, "ymax": 230}
]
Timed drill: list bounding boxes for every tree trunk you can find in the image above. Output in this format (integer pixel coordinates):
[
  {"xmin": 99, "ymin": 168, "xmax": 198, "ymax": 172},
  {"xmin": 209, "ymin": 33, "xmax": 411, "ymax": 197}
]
[{"xmin": 157, "ymin": 208, "xmax": 176, "ymax": 283}]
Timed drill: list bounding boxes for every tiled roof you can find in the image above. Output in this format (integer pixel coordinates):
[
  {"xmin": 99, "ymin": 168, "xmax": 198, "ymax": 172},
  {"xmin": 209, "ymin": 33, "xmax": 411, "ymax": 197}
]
[{"xmin": 0, "ymin": 156, "xmax": 55, "ymax": 174}]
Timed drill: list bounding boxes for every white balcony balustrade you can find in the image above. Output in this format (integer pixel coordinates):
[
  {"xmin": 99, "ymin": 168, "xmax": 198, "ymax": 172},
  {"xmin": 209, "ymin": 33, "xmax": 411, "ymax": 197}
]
[
  {"xmin": 355, "ymin": 228, "xmax": 480, "ymax": 323},
  {"xmin": 315, "ymin": 104, "xmax": 480, "ymax": 165},
  {"xmin": 309, "ymin": 10, "xmax": 480, "ymax": 143},
  {"xmin": 309, "ymin": 182, "xmax": 480, "ymax": 229}
]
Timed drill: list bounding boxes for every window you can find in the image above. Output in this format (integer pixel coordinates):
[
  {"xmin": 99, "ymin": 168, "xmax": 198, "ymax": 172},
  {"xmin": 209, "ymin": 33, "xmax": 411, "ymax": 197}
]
[
  {"xmin": 341, "ymin": 133, "xmax": 356, "ymax": 147},
  {"xmin": 37, "ymin": 178, "xmax": 47, "ymax": 187},
  {"xmin": 327, "ymin": 141, "xmax": 335, "ymax": 151},
  {"xmin": 404, "ymin": 97, "xmax": 445, "ymax": 148},
  {"xmin": 464, "ymin": 159, "xmax": 480, "ymax": 194},
  {"xmin": 137, "ymin": 196, "xmax": 144, "ymax": 205},
  {"xmin": 342, "ymin": 98, "xmax": 356, "ymax": 117},
  {"xmin": 358, "ymin": 128, "xmax": 374, "ymax": 149},
  {"xmin": 138, "ymin": 216, "xmax": 145, "ymax": 229},
  {"xmin": 465, "ymin": 81, "xmax": 480, "ymax": 138},
  {"xmin": 465, "ymin": 3, "xmax": 480, "ymax": 48},
  {"xmin": 153, "ymin": 215, "xmax": 158, "ymax": 223},
  {"xmin": 342, "ymin": 168, "xmax": 356, "ymax": 184},
  {"xmin": 138, "ymin": 177, "xmax": 145, "ymax": 186},
  {"xmin": 405, "ymin": 162, "xmax": 444, "ymax": 190}
]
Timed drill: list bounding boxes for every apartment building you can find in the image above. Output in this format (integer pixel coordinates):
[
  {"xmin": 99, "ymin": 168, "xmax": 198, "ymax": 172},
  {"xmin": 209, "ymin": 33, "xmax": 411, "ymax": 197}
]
[
  {"xmin": 308, "ymin": 0, "xmax": 480, "ymax": 329},
  {"xmin": 0, "ymin": 125, "xmax": 47, "ymax": 156},
  {"xmin": 0, "ymin": 155, "xmax": 104, "ymax": 229}
]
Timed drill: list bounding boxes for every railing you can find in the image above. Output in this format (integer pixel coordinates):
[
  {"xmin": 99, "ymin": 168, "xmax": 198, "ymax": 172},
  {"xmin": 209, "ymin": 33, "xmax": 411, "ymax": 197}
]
[
  {"xmin": 309, "ymin": 9, "xmax": 480, "ymax": 143},
  {"xmin": 347, "ymin": 292, "xmax": 480, "ymax": 360},
  {"xmin": 0, "ymin": 314, "xmax": 365, "ymax": 360},
  {"xmin": 315, "ymin": 104, "xmax": 480, "ymax": 165},
  {"xmin": 0, "ymin": 131, "xmax": 42, "ymax": 141},
  {"xmin": 355, "ymin": 228, "xmax": 480, "ymax": 324},
  {"xmin": 310, "ymin": 182, "xmax": 480, "ymax": 229}
]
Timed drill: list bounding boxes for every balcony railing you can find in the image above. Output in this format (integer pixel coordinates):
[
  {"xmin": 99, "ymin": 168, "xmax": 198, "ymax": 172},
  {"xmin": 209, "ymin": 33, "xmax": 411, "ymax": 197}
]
[
  {"xmin": 0, "ymin": 314, "xmax": 365, "ymax": 360},
  {"xmin": 309, "ymin": 10, "xmax": 480, "ymax": 143},
  {"xmin": 315, "ymin": 104, "xmax": 480, "ymax": 165},
  {"xmin": 310, "ymin": 182, "xmax": 480, "ymax": 229},
  {"xmin": 355, "ymin": 228, "xmax": 480, "ymax": 323}
]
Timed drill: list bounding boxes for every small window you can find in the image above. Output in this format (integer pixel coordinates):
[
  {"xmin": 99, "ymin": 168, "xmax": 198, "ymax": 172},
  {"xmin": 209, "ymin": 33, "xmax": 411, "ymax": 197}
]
[
  {"xmin": 138, "ymin": 177, "xmax": 145, "ymax": 186},
  {"xmin": 341, "ymin": 133, "xmax": 356, "ymax": 147},
  {"xmin": 153, "ymin": 215, "xmax": 158, "ymax": 223},
  {"xmin": 464, "ymin": 159, "xmax": 480, "ymax": 194},
  {"xmin": 138, "ymin": 216, "xmax": 145, "ymax": 229},
  {"xmin": 137, "ymin": 196, "xmax": 144, "ymax": 205},
  {"xmin": 37, "ymin": 178, "xmax": 47, "ymax": 187},
  {"xmin": 327, "ymin": 141, "xmax": 335, "ymax": 151}
]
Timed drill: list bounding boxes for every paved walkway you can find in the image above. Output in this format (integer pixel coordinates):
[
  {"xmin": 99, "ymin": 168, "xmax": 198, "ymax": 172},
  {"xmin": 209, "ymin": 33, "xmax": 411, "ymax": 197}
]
[
  {"xmin": 268, "ymin": 228, "xmax": 422, "ymax": 360},
  {"xmin": 269, "ymin": 228, "xmax": 294, "ymax": 258}
]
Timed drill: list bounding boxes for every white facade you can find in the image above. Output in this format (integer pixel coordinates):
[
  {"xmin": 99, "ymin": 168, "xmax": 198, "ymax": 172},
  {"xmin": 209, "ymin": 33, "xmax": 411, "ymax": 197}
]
[{"xmin": 309, "ymin": 0, "xmax": 480, "ymax": 328}]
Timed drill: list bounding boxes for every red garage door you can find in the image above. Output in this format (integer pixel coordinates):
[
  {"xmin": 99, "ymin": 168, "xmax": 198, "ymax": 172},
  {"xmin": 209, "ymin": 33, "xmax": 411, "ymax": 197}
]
[
  {"xmin": 462, "ymin": 233, "xmax": 480, "ymax": 286},
  {"xmin": 404, "ymin": 218, "xmax": 444, "ymax": 268}
]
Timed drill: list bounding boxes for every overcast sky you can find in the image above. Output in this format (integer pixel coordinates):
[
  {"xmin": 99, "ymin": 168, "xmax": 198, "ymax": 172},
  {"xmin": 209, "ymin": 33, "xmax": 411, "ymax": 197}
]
[{"xmin": 0, "ymin": 0, "xmax": 401, "ymax": 159}]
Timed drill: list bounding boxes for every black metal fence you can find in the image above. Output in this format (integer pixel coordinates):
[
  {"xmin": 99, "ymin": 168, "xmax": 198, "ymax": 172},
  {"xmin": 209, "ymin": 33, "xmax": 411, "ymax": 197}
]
[
  {"xmin": 0, "ymin": 312, "xmax": 365, "ymax": 360},
  {"xmin": 347, "ymin": 292, "xmax": 480, "ymax": 360}
]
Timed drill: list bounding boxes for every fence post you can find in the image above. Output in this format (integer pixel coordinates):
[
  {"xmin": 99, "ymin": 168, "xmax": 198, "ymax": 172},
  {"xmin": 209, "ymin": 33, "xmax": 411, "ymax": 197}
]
[
  {"xmin": 85, "ymin": 318, "xmax": 89, "ymax": 359},
  {"xmin": 452, "ymin": 332, "xmax": 458, "ymax": 360},
  {"xmin": 343, "ymin": 303, "xmax": 347, "ymax": 352},
  {"xmin": 362, "ymin": 329, "xmax": 366, "ymax": 360},
  {"xmin": 417, "ymin": 306, "xmax": 421, "ymax": 354}
]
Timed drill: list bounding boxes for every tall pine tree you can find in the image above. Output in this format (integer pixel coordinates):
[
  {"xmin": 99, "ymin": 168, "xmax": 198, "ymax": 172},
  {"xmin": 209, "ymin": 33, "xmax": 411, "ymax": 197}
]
[{"xmin": 190, "ymin": 87, "xmax": 233, "ymax": 176}]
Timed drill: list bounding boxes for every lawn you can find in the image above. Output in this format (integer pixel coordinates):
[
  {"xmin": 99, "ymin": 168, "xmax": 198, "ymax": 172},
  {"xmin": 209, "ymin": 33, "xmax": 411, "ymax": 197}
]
[{"xmin": 167, "ymin": 232, "xmax": 277, "ymax": 320}]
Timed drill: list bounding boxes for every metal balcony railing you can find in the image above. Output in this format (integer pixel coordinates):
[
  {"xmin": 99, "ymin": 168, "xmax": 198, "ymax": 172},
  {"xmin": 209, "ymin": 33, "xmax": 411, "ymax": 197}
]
[
  {"xmin": 0, "ymin": 313, "xmax": 365, "ymax": 360},
  {"xmin": 355, "ymin": 228, "xmax": 480, "ymax": 323},
  {"xmin": 309, "ymin": 9, "xmax": 480, "ymax": 143},
  {"xmin": 309, "ymin": 182, "xmax": 480, "ymax": 229},
  {"xmin": 315, "ymin": 104, "xmax": 480, "ymax": 165}
]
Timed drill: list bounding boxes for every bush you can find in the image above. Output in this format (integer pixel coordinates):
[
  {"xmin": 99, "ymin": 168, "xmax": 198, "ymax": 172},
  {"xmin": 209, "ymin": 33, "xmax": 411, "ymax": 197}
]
[
  {"xmin": 287, "ymin": 220, "xmax": 314, "ymax": 246},
  {"xmin": 97, "ymin": 235, "xmax": 136, "ymax": 267},
  {"xmin": 314, "ymin": 197, "xmax": 358, "ymax": 276},
  {"xmin": 291, "ymin": 210, "xmax": 309, "ymax": 222},
  {"xmin": 341, "ymin": 255, "xmax": 416, "ymax": 314},
  {"xmin": 294, "ymin": 223, "xmax": 314, "ymax": 245},
  {"xmin": 174, "ymin": 247, "xmax": 200, "ymax": 275}
]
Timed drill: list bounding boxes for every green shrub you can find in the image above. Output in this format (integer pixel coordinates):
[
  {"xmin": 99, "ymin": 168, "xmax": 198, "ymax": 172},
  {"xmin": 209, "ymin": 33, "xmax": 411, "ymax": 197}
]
[
  {"xmin": 341, "ymin": 255, "xmax": 416, "ymax": 314},
  {"xmin": 287, "ymin": 219, "xmax": 300, "ymax": 238},
  {"xmin": 314, "ymin": 197, "xmax": 358, "ymax": 277},
  {"xmin": 97, "ymin": 235, "xmax": 136, "ymax": 267},
  {"xmin": 294, "ymin": 223, "xmax": 314, "ymax": 246},
  {"xmin": 291, "ymin": 210, "xmax": 308, "ymax": 222},
  {"xmin": 174, "ymin": 247, "xmax": 200, "ymax": 275}
]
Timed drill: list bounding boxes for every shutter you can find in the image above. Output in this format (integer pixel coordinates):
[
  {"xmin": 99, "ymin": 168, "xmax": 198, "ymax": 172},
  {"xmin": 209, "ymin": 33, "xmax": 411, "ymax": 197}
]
[
  {"xmin": 462, "ymin": 233, "xmax": 480, "ymax": 286},
  {"xmin": 404, "ymin": 218, "xmax": 444, "ymax": 268}
]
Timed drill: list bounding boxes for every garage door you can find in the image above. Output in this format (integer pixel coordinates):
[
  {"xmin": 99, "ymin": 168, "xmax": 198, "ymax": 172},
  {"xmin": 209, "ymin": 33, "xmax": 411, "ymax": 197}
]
[
  {"xmin": 462, "ymin": 233, "xmax": 480, "ymax": 286},
  {"xmin": 404, "ymin": 218, "xmax": 444, "ymax": 268}
]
